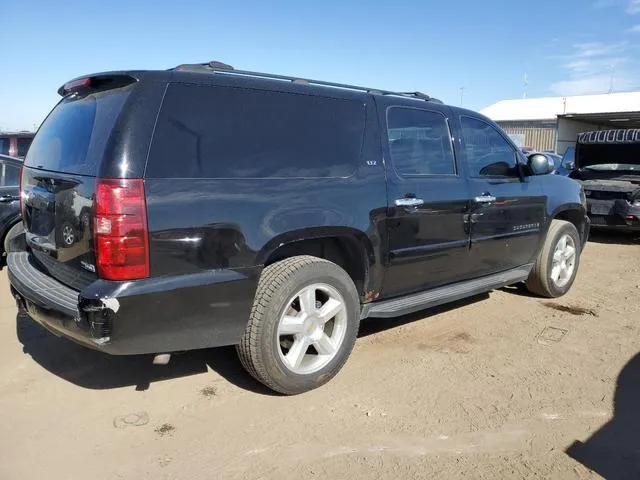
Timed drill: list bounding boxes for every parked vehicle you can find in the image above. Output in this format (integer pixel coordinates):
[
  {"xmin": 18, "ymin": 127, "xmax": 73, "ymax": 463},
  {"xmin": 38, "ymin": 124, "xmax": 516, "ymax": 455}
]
[
  {"xmin": 566, "ymin": 130, "xmax": 640, "ymax": 231},
  {"xmin": 0, "ymin": 154, "xmax": 23, "ymax": 266},
  {"xmin": 7, "ymin": 62, "xmax": 590, "ymax": 394},
  {"xmin": 0, "ymin": 132, "xmax": 34, "ymax": 159}
]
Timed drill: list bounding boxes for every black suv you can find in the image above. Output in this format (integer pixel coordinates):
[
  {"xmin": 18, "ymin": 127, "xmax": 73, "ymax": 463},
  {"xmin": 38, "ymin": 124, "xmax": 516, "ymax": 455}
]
[{"xmin": 8, "ymin": 62, "xmax": 590, "ymax": 394}]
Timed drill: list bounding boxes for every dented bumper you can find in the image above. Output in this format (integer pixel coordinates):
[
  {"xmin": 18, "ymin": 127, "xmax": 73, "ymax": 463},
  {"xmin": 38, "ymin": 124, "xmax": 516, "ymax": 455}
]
[{"xmin": 7, "ymin": 252, "xmax": 260, "ymax": 355}]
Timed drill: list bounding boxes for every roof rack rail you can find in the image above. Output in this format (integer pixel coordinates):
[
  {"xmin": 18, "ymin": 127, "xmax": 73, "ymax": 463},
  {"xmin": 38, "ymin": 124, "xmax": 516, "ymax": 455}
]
[{"xmin": 169, "ymin": 60, "xmax": 440, "ymax": 103}]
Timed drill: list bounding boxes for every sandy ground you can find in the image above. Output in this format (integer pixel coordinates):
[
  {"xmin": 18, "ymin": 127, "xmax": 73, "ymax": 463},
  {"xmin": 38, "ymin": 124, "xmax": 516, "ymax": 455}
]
[{"xmin": 0, "ymin": 232, "xmax": 639, "ymax": 480}]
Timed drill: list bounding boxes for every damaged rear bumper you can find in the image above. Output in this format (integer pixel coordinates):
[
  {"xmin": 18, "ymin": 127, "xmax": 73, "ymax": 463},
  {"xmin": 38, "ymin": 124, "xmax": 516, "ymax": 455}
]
[{"xmin": 7, "ymin": 252, "xmax": 259, "ymax": 355}]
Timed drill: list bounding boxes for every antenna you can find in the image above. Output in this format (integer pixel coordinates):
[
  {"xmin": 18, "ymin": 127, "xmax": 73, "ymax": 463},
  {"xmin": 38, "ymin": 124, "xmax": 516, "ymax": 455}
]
[
  {"xmin": 459, "ymin": 87, "xmax": 465, "ymax": 106},
  {"xmin": 523, "ymin": 72, "xmax": 529, "ymax": 99}
]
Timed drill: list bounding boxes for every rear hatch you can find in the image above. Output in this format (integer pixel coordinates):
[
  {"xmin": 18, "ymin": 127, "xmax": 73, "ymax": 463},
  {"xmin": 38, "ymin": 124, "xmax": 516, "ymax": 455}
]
[{"xmin": 22, "ymin": 77, "xmax": 135, "ymax": 290}]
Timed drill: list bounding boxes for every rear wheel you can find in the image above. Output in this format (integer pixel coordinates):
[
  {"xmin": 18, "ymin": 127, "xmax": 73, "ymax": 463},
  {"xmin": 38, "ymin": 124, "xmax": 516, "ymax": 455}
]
[
  {"xmin": 526, "ymin": 219, "xmax": 581, "ymax": 298},
  {"xmin": 237, "ymin": 255, "xmax": 360, "ymax": 395}
]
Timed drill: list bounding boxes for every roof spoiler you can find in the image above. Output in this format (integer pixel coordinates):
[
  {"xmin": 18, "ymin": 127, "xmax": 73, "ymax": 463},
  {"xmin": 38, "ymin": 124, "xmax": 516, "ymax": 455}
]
[{"xmin": 58, "ymin": 74, "xmax": 138, "ymax": 97}]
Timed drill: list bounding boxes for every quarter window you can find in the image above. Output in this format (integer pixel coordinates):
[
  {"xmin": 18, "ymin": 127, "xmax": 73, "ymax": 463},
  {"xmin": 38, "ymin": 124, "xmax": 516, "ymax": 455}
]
[{"xmin": 147, "ymin": 84, "xmax": 366, "ymax": 179}]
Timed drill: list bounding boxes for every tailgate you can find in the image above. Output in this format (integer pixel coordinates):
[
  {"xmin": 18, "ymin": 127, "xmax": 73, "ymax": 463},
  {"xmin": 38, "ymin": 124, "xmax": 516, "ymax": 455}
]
[{"xmin": 22, "ymin": 81, "xmax": 133, "ymax": 290}]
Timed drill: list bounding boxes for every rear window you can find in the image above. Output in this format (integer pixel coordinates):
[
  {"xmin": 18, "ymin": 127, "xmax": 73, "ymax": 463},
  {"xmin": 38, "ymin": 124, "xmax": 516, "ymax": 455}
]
[
  {"xmin": 146, "ymin": 84, "xmax": 366, "ymax": 179},
  {"xmin": 25, "ymin": 88, "xmax": 131, "ymax": 176},
  {"xmin": 0, "ymin": 138, "xmax": 9, "ymax": 155}
]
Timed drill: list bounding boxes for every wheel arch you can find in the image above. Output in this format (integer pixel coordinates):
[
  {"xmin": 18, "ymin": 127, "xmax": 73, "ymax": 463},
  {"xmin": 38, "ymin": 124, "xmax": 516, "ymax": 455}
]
[
  {"xmin": 550, "ymin": 204, "xmax": 587, "ymax": 244},
  {"xmin": 256, "ymin": 227, "xmax": 376, "ymax": 301}
]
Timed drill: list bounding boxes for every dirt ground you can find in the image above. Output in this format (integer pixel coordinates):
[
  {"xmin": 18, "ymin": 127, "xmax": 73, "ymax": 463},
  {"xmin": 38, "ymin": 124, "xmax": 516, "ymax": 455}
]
[{"xmin": 0, "ymin": 232, "xmax": 639, "ymax": 480}]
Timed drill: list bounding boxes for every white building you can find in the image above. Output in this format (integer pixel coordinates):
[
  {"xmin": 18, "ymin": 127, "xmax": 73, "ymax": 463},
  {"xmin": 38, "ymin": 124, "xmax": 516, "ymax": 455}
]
[{"xmin": 481, "ymin": 91, "xmax": 640, "ymax": 154}]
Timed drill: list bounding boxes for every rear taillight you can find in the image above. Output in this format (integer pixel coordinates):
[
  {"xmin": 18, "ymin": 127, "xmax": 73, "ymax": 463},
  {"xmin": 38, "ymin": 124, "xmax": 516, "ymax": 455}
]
[{"xmin": 94, "ymin": 178, "xmax": 149, "ymax": 281}]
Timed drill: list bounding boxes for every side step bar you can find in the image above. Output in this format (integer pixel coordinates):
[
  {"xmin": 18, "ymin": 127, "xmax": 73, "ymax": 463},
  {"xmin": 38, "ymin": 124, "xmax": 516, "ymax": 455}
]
[{"xmin": 361, "ymin": 264, "xmax": 533, "ymax": 319}]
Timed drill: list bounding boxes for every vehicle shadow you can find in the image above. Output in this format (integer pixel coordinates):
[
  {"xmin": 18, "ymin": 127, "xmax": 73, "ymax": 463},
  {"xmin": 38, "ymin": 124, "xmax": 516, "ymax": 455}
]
[
  {"xmin": 16, "ymin": 312, "xmax": 276, "ymax": 395},
  {"xmin": 566, "ymin": 351, "xmax": 640, "ymax": 479},
  {"xmin": 17, "ymin": 293, "xmax": 491, "ymax": 394},
  {"xmin": 588, "ymin": 230, "xmax": 640, "ymax": 245}
]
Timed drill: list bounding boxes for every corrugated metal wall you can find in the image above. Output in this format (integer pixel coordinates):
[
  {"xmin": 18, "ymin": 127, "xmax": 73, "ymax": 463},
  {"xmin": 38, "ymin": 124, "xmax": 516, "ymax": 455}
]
[{"xmin": 497, "ymin": 121, "xmax": 557, "ymax": 152}]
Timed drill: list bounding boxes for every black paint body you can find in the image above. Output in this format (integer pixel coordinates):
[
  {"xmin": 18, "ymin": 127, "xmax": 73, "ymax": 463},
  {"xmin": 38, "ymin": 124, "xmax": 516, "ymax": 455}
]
[{"xmin": 9, "ymin": 69, "xmax": 589, "ymax": 355}]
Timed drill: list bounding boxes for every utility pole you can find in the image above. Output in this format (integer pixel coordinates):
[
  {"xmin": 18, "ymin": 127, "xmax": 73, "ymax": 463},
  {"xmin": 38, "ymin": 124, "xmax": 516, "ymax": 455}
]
[
  {"xmin": 459, "ymin": 87, "xmax": 465, "ymax": 106},
  {"xmin": 608, "ymin": 64, "xmax": 616, "ymax": 94}
]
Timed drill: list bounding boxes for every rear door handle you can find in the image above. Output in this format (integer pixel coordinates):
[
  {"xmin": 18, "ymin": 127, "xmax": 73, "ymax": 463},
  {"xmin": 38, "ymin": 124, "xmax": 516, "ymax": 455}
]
[
  {"xmin": 395, "ymin": 197, "xmax": 424, "ymax": 208},
  {"xmin": 474, "ymin": 194, "xmax": 496, "ymax": 204}
]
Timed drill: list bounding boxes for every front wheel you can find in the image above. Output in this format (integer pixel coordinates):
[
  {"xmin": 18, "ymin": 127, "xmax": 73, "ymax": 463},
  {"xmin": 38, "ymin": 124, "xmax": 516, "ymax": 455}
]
[
  {"xmin": 526, "ymin": 219, "xmax": 582, "ymax": 298},
  {"xmin": 236, "ymin": 255, "xmax": 360, "ymax": 395}
]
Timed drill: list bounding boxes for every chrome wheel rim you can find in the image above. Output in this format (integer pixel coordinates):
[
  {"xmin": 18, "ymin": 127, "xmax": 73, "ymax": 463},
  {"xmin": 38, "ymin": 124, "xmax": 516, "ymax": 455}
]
[
  {"xmin": 550, "ymin": 234, "xmax": 576, "ymax": 288},
  {"xmin": 277, "ymin": 283, "xmax": 348, "ymax": 375},
  {"xmin": 62, "ymin": 225, "xmax": 74, "ymax": 246}
]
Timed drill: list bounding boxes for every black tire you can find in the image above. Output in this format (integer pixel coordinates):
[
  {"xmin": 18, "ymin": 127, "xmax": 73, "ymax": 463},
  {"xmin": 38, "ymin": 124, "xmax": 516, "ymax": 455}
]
[
  {"xmin": 3, "ymin": 222, "xmax": 24, "ymax": 254},
  {"xmin": 526, "ymin": 219, "xmax": 581, "ymax": 298},
  {"xmin": 236, "ymin": 255, "xmax": 360, "ymax": 395}
]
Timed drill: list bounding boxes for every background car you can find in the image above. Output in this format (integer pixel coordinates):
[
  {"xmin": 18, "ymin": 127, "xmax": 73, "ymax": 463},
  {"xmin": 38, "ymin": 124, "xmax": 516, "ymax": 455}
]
[
  {"xmin": 0, "ymin": 132, "xmax": 34, "ymax": 159},
  {"xmin": 0, "ymin": 154, "xmax": 23, "ymax": 266}
]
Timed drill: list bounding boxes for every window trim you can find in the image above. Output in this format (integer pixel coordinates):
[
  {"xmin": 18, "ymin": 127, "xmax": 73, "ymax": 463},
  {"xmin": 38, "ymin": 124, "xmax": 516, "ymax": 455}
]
[
  {"xmin": 459, "ymin": 115, "xmax": 522, "ymax": 179},
  {"xmin": 385, "ymin": 106, "xmax": 459, "ymax": 178}
]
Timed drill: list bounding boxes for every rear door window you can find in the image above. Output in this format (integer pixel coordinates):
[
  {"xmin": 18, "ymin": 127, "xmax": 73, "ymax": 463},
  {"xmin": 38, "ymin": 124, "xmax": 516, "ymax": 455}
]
[
  {"xmin": 25, "ymin": 88, "xmax": 131, "ymax": 176},
  {"xmin": 387, "ymin": 107, "xmax": 456, "ymax": 175},
  {"xmin": 147, "ymin": 84, "xmax": 366, "ymax": 179}
]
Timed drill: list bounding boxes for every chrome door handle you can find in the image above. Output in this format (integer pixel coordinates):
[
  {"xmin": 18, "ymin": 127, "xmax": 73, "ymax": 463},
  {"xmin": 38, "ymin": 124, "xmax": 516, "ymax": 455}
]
[
  {"xmin": 474, "ymin": 195, "xmax": 496, "ymax": 204},
  {"xmin": 395, "ymin": 197, "xmax": 424, "ymax": 207}
]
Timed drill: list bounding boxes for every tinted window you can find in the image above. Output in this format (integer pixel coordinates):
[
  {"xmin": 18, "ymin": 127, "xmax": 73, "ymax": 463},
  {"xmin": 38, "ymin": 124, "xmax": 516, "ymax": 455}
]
[
  {"xmin": 460, "ymin": 116, "xmax": 518, "ymax": 177},
  {"xmin": 0, "ymin": 138, "xmax": 9, "ymax": 155},
  {"xmin": 17, "ymin": 137, "xmax": 32, "ymax": 157},
  {"xmin": 25, "ymin": 88, "xmax": 131, "ymax": 176},
  {"xmin": 147, "ymin": 84, "xmax": 366, "ymax": 179},
  {"xmin": 387, "ymin": 108, "xmax": 455, "ymax": 175},
  {"xmin": 0, "ymin": 162, "xmax": 20, "ymax": 186}
]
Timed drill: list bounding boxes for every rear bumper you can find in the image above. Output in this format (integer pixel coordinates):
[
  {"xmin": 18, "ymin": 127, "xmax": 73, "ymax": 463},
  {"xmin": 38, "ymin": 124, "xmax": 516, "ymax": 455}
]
[{"xmin": 8, "ymin": 252, "xmax": 260, "ymax": 355}]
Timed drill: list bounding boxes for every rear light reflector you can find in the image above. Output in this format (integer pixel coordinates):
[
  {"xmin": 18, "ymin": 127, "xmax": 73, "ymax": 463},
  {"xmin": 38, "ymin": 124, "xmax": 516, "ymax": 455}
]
[{"xmin": 94, "ymin": 178, "xmax": 149, "ymax": 281}]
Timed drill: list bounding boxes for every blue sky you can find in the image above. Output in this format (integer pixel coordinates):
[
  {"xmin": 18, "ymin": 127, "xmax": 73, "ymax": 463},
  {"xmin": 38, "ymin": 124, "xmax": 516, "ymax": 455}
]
[{"xmin": 2, "ymin": 0, "xmax": 640, "ymax": 131}]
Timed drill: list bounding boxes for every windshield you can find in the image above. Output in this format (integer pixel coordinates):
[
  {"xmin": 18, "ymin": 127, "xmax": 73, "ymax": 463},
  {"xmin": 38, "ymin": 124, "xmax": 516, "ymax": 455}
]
[{"xmin": 25, "ymin": 88, "xmax": 130, "ymax": 176}]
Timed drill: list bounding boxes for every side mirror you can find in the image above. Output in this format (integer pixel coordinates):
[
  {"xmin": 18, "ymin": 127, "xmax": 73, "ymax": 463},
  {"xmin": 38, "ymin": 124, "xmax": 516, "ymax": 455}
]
[{"xmin": 528, "ymin": 154, "xmax": 554, "ymax": 175}]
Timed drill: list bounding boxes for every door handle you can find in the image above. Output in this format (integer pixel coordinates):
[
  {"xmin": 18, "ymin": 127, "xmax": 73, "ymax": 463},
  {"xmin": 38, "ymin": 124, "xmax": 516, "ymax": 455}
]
[
  {"xmin": 474, "ymin": 194, "xmax": 496, "ymax": 204},
  {"xmin": 395, "ymin": 197, "xmax": 424, "ymax": 208},
  {"xmin": 0, "ymin": 195, "xmax": 18, "ymax": 203}
]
